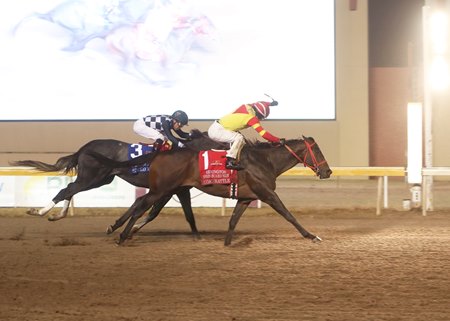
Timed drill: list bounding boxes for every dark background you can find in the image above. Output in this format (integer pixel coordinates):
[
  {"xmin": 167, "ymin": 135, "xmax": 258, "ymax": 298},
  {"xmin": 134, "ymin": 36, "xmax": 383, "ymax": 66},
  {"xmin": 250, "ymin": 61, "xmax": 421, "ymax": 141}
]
[{"xmin": 369, "ymin": 0, "xmax": 424, "ymax": 67}]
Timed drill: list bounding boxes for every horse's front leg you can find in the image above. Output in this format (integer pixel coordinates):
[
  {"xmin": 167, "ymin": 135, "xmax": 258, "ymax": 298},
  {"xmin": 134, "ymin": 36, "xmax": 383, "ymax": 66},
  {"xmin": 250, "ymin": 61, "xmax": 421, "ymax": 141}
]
[
  {"xmin": 224, "ymin": 200, "xmax": 252, "ymax": 246},
  {"xmin": 107, "ymin": 193, "xmax": 150, "ymax": 235},
  {"xmin": 118, "ymin": 193, "xmax": 160, "ymax": 245},
  {"xmin": 262, "ymin": 193, "xmax": 321, "ymax": 243},
  {"xmin": 130, "ymin": 195, "xmax": 172, "ymax": 236}
]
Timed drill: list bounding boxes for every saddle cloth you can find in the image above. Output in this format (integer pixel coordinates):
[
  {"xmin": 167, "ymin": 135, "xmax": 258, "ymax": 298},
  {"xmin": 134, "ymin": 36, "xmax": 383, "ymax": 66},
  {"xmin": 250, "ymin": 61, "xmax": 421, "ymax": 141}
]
[
  {"xmin": 198, "ymin": 150, "xmax": 237, "ymax": 185},
  {"xmin": 128, "ymin": 143, "xmax": 154, "ymax": 174}
]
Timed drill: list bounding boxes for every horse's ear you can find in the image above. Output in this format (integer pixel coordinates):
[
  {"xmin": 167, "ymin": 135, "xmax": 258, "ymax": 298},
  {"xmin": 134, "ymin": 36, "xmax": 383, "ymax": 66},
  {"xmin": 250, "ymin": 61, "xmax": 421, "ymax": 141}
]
[{"xmin": 302, "ymin": 135, "xmax": 306, "ymax": 139}]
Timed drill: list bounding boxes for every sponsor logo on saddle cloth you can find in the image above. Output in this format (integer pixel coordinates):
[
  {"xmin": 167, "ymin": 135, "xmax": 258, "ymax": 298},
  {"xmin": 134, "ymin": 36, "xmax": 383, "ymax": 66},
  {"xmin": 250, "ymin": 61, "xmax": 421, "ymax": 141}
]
[
  {"xmin": 128, "ymin": 143, "xmax": 155, "ymax": 174},
  {"xmin": 199, "ymin": 150, "xmax": 238, "ymax": 188}
]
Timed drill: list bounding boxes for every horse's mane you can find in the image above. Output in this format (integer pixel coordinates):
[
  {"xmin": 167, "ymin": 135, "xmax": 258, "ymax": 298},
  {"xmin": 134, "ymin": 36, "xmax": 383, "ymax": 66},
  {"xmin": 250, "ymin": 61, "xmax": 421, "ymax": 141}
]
[
  {"xmin": 188, "ymin": 129, "xmax": 310, "ymax": 151},
  {"xmin": 245, "ymin": 138, "xmax": 303, "ymax": 149},
  {"xmin": 186, "ymin": 129, "xmax": 229, "ymax": 151},
  {"xmin": 189, "ymin": 129, "xmax": 206, "ymax": 139}
]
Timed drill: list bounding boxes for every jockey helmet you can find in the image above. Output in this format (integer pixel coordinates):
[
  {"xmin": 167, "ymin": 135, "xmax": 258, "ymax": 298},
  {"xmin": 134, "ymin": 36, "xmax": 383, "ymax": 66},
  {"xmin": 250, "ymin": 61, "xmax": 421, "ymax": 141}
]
[
  {"xmin": 252, "ymin": 101, "xmax": 271, "ymax": 119},
  {"xmin": 172, "ymin": 110, "xmax": 189, "ymax": 125}
]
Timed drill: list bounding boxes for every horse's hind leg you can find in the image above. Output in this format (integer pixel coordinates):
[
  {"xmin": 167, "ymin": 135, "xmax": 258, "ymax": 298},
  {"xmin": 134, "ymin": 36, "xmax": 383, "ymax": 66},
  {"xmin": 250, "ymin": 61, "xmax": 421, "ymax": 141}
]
[
  {"xmin": 47, "ymin": 199, "xmax": 72, "ymax": 221},
  {"xmin": 25, "ymin": 178, "xmax": 74, "ymax": 217},
  {"xmin": 26, "ymin": 201, "xmax": 58, "ymax": 217},
  {"xmin": 131, "ymin": 189, "xmax": 199, "ymax": 239},
  {"xmin": 224, "ymin": 200, "xmax": 251, "ymax": 246},
  {"xmin": 47, "ymin": 175, "xmax": 114, "ymax": 221},
  {"xmin": 27, "ymin": 186, "xmax": 72, "ymax": 217},
  {"xmin": 26, "ymin": 173, "xmax": 108, "ymax": 220}
]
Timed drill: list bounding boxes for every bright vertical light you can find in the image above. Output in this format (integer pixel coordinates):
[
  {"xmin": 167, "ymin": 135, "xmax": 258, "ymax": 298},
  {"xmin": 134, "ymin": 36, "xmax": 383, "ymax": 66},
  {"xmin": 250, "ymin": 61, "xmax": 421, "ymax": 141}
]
[
  {"xmin": 430, "ymin": 11, "xmax": 448, "ymax": 54},
  {"xmin": 429, "ymin": 10, "xmax": 449, "ymax": 90},
  {"xmin": 430, "ymin": 55, "xmax": 450, "ymax": 90},
  {"xmin": 407, "ymin": 103, "xmax": 423, "ymax": 184}
]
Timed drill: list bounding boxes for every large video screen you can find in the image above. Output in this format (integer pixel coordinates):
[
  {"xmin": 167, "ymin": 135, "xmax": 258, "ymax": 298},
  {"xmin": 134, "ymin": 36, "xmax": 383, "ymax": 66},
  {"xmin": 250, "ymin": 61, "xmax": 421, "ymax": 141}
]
[{"xmin": 0, "ymin": 0, "xmax": 335, "ymax": 121}]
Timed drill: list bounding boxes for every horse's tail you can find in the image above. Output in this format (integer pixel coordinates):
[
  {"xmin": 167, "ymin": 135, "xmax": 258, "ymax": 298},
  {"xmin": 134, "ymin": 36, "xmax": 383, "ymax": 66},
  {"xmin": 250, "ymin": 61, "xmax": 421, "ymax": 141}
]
[
  {"xmin": 87, "ymin": 150, "xmax": 158, "ymax": 169},
  {"xmin": 10, "ymin": 152, "xmax": 79, "ymax": 175}
]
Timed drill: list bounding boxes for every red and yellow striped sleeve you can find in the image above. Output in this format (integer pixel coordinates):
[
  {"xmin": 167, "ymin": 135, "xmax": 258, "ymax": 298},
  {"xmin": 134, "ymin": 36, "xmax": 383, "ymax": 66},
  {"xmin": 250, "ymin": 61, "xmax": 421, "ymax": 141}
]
[{"xmin": 246, "ymin": 117, "xmax": 280, "ymax": 143}]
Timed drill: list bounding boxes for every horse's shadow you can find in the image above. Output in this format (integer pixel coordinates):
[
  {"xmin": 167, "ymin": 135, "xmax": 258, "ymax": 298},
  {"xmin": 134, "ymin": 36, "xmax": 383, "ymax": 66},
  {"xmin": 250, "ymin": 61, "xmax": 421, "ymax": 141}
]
[
  {"xmin": 109, "ymin": 230, "xmax": 256, "ymax": 247},
  {"xmin": 128, "ymin": 229, "xmax": 225, "ymax": 241}
]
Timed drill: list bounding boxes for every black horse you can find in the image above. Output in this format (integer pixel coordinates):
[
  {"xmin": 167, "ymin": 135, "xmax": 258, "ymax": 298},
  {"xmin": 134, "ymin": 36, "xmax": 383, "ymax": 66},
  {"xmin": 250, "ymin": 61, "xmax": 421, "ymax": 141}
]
[
  {"xmin": 89, "ymin": 135, "xmax": 332, "ymax": 245},
  {"xmin": 10, "ymin": 130, "xmax": 227, "ymax": 238}
]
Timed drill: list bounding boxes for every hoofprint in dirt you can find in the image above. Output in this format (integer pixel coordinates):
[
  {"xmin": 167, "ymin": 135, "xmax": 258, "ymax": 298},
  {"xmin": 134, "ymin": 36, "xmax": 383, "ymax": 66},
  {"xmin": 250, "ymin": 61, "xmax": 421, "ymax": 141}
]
[{"xmin": 0, "ymin": 208, "xmax": 449, "ymax": 321}]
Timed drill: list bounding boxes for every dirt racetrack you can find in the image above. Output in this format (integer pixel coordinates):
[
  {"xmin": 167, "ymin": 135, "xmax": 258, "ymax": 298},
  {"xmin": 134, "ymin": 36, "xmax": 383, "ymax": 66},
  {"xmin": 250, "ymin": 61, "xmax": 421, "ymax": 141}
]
[{"xmin": 1, "ymin": 179, "xmax": 450, "ymax": 321}]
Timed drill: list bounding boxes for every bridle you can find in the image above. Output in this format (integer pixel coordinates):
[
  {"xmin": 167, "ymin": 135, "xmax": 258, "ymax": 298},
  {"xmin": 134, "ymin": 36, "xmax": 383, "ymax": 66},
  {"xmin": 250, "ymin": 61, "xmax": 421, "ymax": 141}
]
[{"xmin": 284, "ymin": 139, "xmax": 328, "ymax": 174}]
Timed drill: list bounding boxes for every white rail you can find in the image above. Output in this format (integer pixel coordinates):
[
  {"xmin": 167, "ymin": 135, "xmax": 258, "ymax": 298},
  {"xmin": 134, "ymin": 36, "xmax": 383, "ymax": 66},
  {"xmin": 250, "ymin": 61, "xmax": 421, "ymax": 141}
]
[
  {"xmin": 1, "ymin": 166, "xmax": 406, "ymax": 215},
  {"xmin": 421, "ymin": 167, "xmax": 450, "ymax": 216}
]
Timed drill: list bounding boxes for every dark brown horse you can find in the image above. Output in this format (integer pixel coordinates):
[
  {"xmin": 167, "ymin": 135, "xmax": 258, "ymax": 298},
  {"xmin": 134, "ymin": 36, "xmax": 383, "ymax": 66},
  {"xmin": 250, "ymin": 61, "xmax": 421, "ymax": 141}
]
[
  {"xmin": 10, "ymin": 130, "xmax": 227, "ymax": 239},
  {"xmin": 90, "ymin": 135, "xmax": 332, "ymax": 245}
]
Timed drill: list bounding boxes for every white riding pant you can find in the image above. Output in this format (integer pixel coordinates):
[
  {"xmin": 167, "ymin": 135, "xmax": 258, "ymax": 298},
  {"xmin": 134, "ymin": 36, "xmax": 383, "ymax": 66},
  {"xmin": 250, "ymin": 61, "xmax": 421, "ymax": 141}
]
[
  {"xmin": 208, "ymin": 121, "xmax": 245, "ymax": 159},
  {"xmin": 133, "ymin": 118, "xmax": 165, "ymax": 142}
]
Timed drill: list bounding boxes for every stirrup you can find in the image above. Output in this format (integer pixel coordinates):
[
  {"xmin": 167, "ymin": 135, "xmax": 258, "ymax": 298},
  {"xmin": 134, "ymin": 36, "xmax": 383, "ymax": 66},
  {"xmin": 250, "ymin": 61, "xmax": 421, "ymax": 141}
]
[{"xmin": 226, "ymin": 157, "xmax": 244, "ymax": 171}]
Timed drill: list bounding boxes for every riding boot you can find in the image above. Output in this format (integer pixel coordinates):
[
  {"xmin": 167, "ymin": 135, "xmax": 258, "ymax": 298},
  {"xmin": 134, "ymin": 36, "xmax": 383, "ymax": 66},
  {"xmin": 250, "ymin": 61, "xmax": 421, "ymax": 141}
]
[{"xmin": 225, "ymin": 157, "xmax": 244, "ymax": 170}]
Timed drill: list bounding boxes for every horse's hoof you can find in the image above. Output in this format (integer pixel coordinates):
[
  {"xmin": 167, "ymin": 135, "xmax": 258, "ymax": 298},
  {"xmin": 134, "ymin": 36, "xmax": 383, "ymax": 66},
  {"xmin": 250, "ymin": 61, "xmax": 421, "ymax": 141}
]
[
  {"xmin": 117, "ymin": 233, "xmax": 129, "ymax": 245},
  {"xmin": 106, "ymin": 226, "xmax": 114, "ymax": 235},
  {"xmin": 312, "ymin": 236, "xmax": 322, "ymax": 243},
  {"xmin": 26, "ymin": 208, "xmax": 40, "ymax": 216},
  {"xmin": 48, "ymin": 215, "xmax": 64, "ymax": 221},
  {"xmin": 115, "ymin": 237, "xmax": 126, "ymax": 246},
  {"xmin": 130, "ymin": 226, "xmax": 139, "ymax": 235}
]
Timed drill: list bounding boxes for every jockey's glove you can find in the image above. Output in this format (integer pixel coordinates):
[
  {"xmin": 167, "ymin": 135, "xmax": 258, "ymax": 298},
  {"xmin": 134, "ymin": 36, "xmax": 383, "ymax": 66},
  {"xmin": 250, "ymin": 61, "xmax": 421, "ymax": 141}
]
[
  {"xmin": 178, "ymin": 141, "xmax": 185, "ymax": 148},
  {"xmin": 279, "ymin": 138, "xmax": 286, "ymax": 146}
]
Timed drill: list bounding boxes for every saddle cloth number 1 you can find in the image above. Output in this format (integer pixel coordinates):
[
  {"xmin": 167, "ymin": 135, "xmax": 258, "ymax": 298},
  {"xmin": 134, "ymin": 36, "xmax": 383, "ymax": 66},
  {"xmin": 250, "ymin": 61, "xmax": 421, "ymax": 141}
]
[{"xmin": 199, "ymin": 150, "xmax": 234, "ymax": 185}]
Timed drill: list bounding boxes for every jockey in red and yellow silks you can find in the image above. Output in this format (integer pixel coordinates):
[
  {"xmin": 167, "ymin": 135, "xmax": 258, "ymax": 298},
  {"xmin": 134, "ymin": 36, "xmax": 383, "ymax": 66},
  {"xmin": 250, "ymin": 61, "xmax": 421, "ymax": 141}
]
[{"xmin": 208, "ymin": 100, "xmax": 284, "ymax": 170}]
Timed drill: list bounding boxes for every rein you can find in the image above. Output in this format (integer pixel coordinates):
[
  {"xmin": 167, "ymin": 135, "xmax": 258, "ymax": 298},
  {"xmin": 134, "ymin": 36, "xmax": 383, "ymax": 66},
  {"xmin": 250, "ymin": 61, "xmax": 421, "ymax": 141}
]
[{"xmin": 284, "ymin": 140, "xmax": 327, "ymax": 173}]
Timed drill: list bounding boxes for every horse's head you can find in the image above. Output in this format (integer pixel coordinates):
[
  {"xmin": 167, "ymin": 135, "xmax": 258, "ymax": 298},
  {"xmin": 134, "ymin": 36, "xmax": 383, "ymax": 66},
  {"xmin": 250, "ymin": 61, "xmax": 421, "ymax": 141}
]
[{"xmin": 300, "ymin": 135, "xmax": 332, "ymax": 179}]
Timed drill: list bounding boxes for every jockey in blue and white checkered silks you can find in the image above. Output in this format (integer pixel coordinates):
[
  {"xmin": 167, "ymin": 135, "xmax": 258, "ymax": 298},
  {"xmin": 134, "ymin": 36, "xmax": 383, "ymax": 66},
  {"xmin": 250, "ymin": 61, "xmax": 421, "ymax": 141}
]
[{"xmin": 133, "ymin": 110, "xmax": 190, "ymax": 151}]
